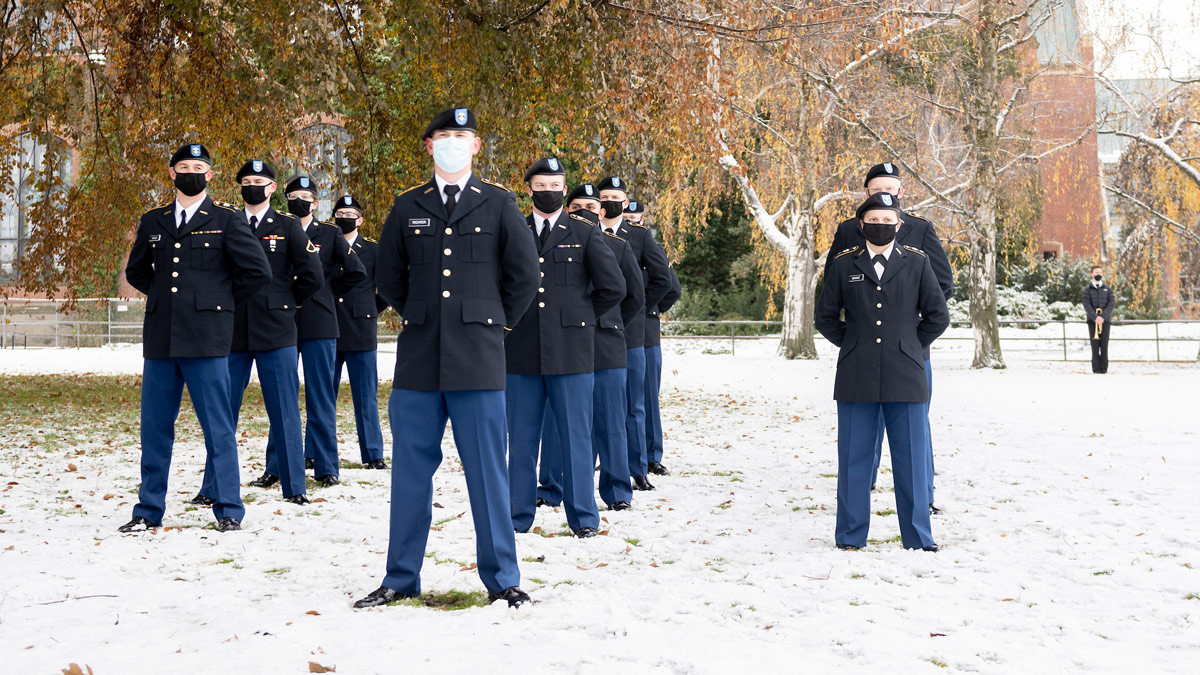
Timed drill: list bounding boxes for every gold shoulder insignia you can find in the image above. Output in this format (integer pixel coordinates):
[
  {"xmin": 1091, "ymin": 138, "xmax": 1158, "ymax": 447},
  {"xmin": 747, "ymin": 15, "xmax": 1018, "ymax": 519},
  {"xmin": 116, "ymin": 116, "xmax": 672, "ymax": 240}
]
[
  {"xmin": 323, "ymin": 221, "xmax": 339, "ymax": 230},
  {"xmin": 480, "ymin": 178, "xmax": 511, "ymax": 192},
  {"xmin": 834, "ymin": 245, "xmax": 858, "ymax": 259},
  {"xmin": 626, "ymin": 220, "xmax": 648, "ymax": 230},
  {"xmin": 364, "ymin": 237, "xmax": 378, "ymax": 243},
  {"xmin": 603, "ymin": 230, "xmax": 627, "ymax": 243},
  {"xmin": 568, "ymin": 213, "xmax": 591, "ymax": 224},
  {"xmin": 306, "ymin": 240, "xmax": 318, "ymax": 253},
  {"xmin": 469, "ymin": 185, "xmax": 482, "ymax": 193},
  {"xmin": 399, "ymin": 183, "xmax": 427, "ymax": 196},
  {"xmin": 279, "ymin": 211, "xmax": 297, "ymax": 219},
  {"xmin": 213, "ymin": 202, "xmax": 238, "ymax": 213},
  {"xmin": 903, "ymin": 245, "xmax": 927, "ymax": 257}
]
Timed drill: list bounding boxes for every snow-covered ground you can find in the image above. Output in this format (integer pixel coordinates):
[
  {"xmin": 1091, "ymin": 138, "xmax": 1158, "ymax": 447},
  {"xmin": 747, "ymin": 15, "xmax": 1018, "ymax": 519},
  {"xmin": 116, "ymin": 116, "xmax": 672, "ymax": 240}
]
[{"xmin": 0, "ymin": 341, "xmax": 1196, "ymax": 674}]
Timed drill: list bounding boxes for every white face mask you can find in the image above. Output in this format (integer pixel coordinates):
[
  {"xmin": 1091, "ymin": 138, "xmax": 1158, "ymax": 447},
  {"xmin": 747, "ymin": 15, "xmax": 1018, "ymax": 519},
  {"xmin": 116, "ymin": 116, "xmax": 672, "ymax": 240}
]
[{"xmin": 432, "ymin": 136, "xmax": 472, "ymax": 174}]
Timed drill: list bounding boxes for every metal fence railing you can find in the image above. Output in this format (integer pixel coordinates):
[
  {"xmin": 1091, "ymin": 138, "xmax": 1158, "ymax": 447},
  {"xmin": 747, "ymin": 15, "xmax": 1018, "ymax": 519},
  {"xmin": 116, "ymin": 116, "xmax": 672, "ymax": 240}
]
[{"xmin": 4, "ymin": 299, "xmax": 1198, "ymax": 362}]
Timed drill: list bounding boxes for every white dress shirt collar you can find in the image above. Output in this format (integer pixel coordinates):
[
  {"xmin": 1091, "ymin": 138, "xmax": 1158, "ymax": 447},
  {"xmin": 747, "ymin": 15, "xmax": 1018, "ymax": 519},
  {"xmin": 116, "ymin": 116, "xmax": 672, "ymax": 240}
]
[
  {"xmin": 244, "ymin": 204, "xmax": 269, "ymax": 228},
  {"xmin": 534, "ymin": 209, "xmax": 562, "ymax": 234},
  {"xmin": 174, "ymin": 198, "xmax": 205, "ymax": 229},
  {"xmin": 434, "ymin": 172, "xmax": 472, "ymax": 203}
]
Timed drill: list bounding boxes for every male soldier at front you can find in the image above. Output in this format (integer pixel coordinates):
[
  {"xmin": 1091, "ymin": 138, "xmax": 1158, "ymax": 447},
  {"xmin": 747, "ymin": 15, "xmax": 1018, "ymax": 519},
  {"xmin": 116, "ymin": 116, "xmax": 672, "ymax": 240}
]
[
  {"xmin": 596, "ymin": 176, "xmax": 672, "ymax": 491},
  {"xmin": 537, "ymin": 183, "xmax": 641, "ymax": 510},
  {"xmin": 120, "ymin": 143, "xmax": 271, "ymax": 533},
  {"xmin": 333, "ymin": 194, "xmax": 390, "ymax": 468},
  {"xmin": 1082, "ymin": 264, "xmax": 1115, "ymax": 374},
  {"xmin": 194, "ymin": 159, "xmax": 323, "ymax": 506},
  {"xmin": 262, "ymin": 174, "xmax": 365, "ymax": 488},
  {"xmin": 354, "ymin": 107, "xmax": 539, "ymax": 609},
  {"xmin": 625, "ymin": 200, "xmax": 682, "ymax": 476},
  {"xmin": 505, "ymin": 159, "xmax": 625, "ymax": 538},
  {"xmin": 825, "ymin": 162, "xmax": 954, "ymax": 508},
  {"xmin": 815, "ymin": 192, "xmax": 949, "ymax": 551}
]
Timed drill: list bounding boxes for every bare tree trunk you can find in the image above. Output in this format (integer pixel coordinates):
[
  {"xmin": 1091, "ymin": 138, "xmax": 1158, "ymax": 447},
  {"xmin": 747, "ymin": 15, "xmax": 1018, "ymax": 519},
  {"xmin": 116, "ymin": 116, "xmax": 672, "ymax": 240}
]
[
  {"xmin": 778, "ymin": 212, "xmax": 819, "ymax": 359},
  {"xmin": 966, "ymin": 0, "xmax": 1006, "ymax": 369}
]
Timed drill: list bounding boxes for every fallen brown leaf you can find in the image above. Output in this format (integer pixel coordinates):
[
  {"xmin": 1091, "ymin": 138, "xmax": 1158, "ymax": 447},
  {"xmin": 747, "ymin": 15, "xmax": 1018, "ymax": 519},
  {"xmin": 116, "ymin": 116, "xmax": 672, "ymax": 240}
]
[{"xmin": 309, "ymin": 662, "xmax": 336, "ymax": 673}]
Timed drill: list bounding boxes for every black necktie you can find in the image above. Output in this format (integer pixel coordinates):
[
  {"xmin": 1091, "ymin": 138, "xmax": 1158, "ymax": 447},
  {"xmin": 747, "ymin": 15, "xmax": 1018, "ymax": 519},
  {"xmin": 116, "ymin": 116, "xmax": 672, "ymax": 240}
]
[
  {"xmin": 178, "ymin": 211, "xmax": 187, "ymax": 230},
  {"xmin": 444, "ymin": 184, "xmax": 460, "ymax": 219},
  {"xmin": 249, "ymin": 215, "xmax": 258, "ymax": 230},
  {"xmin": 540, "ymin": 218, "xmax": 551, "ymax": 247},
  {"xmin": 872, "ymin": 254, "xmax": 887, "ymax": 275}
]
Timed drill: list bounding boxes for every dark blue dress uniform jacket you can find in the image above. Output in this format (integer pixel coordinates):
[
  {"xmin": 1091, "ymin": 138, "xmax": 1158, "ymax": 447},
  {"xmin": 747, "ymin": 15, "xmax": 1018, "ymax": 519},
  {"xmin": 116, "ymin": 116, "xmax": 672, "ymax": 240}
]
[
  {"xmin": 614, "ymin": 219, "xmax": 672, "ymax": 349},
  {"xmin": 336, "ymin": 236, "xmax": 390, "ymax": 352},
  {"xmin": 125, "ymin": 195, "xmax": 271, "ymax": 359},
  {"xmin": 1082, "ymin": 284, "xmax": 1115, "ymax": 322},
  {"xmin": 596, "ymin": 232, "xmax": 646, "ymax": 370},
  {"xmin": 815, "ymin": 245, "xmax": 950, "ymax": 402},
  {"xmin": 376, "ymin": 174, "xmax": 540, "ymax": 391},
  {"xmin": 645, "ymin": 267, "xmax": 682, "ymax": 347},
  {"xmin": 826, "ymin": 211, "xmax": 954, "ymax": 359},
  {"xmin": 296, "ymin": 220, "xmax": 367, "ymax": 341},
  {"xmin": 231, "ymin": 207, "xmax": 324, "ymax": 352},
  {"xmin": 505, "ymin": 212, "xmax": 625, "ymax": 376}
]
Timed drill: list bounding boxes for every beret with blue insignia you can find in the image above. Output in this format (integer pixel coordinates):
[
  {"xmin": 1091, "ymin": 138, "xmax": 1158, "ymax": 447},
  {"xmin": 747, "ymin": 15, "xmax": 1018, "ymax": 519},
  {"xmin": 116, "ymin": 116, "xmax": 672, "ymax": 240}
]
[
  {"xmin": 863, "ymin": 162, "xmax": 901, "ymax": 187},
  {"xmin": 855, "ymin": 191, "xmax": 903, "ymax": 219},
  {"xmin": 335, "ymin": 194, "xmax": 362, "ymax": 214},
  {"xmin": 169, "ymin": 143, "xmax": 212, "ymax": 167},
  {"xmin": 624, "ymin": 200, "xmax": 645, "ymax": 214},
  {"xmin": 567, "ymin": 183, "xmax": 601, "ymax": 204},
  {"xmin": 235, "ymin": 159, "xmax": 275, "ymax": 183},
  {"xmin": 284, "ymin": 174, "xmax": 318, "ymax": 196},
  {"xmin": 596, "ymin": 176, "xmax": 629, "ymax": 194},
  {"xmin": 524, "ymin": 157, "xmax": 565, "ymax": 182},
  {"xmin": 424, "ymin": 106, "xmax": 477, "ymax": 139}
]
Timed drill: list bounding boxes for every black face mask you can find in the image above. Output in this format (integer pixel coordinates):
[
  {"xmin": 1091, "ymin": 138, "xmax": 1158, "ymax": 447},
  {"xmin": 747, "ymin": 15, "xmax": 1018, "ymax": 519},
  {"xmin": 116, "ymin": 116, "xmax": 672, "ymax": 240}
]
[
  {"xmin": 287, "ymin": 198, "xmax": 313, "ymax": 218},
  {"xmin": 600, "ymin": 200, "xmax": 624, "ymax": 219},
  {"xmin": 174, "ymin": 172, "xmax": 207, "ymax": 197},
  {"xmin": 862, "ymin": 221, "xmax": 897, "ymax": 247},
  {"xmin": 1093, "ymin": 274, "xmax": 1103, "ymax": 282},
  {"xmin": 335, "ymin": 217, "xmax": 358, "ymax": 234},
  {"xmin": 531, "ymin": 190, "xmax": 564, "ymax": 214},
  {"xmin": 241, "ymin": 184, "xmax": 268, "ymax": 205}
]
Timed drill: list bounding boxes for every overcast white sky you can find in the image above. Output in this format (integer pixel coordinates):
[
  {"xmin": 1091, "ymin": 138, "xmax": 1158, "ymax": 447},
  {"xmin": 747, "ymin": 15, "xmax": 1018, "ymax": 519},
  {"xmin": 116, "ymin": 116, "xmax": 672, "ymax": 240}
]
[{"xmin": 1083, "ymin": 0, "xmax": 1200, "ymax": 79}]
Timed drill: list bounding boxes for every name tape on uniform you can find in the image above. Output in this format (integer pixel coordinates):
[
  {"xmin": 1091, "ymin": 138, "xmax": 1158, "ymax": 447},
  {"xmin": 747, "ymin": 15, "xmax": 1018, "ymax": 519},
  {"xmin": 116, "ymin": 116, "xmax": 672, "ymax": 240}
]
[
  {"xmin": 849, "ymin": 274, "xmax": 864, "ymax": 282},
  {"xmin": 408, "ymin": 218, "xmax": 430, "ymax": 228}
]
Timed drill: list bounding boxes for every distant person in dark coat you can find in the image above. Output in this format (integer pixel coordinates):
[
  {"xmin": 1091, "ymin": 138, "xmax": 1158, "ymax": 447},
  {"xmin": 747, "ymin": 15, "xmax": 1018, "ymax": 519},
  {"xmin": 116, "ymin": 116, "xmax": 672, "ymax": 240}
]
[{"xmin": 1082, "ymin": 264, "xmax": 1115, "ymax": 374}]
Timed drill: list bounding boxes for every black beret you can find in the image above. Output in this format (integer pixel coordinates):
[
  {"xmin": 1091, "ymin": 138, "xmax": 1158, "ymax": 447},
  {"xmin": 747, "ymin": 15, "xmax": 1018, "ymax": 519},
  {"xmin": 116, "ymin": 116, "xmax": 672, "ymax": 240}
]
[
  {"xmin": 524, "ymin": 157, "xmax": 566, "ymax": 181},
  {"xmin": 567, "ymin": 183, "xmax": 601, "ymax": 204},
  {"xmin": 235, "ymin": 159, "xmax": 275, "ymax": 183},
  {"xmin": 624, "ymin": 200, "xmax": 645, "ymax": 214},
  {"xmin": 284, "ymin": 174, "xmax": 319, "ymax": 196},
  {"xmin": 423, "ymin": 107, "xmax": 477, "ymax": 139},
  {"xmin": 569, "ymin": 208, "xmax": 601, "ymax": 227},
  {"xmin": 169, "ymin": 143, "xmax": 212, "ymax": 167},
  {"xmin": 596, "ymin": 176, "xmax": 629, "ymax": 194},
  {"xmin": 863, "ymin": 162, "xmax": 901, "ymax": 187},
  {"xmin": 855, "ymin": 192, "xmax": 903, "ymax": 219},
  {"xmin": 334, "ymin": 194, "xmax": 362, "ymax": 213}
]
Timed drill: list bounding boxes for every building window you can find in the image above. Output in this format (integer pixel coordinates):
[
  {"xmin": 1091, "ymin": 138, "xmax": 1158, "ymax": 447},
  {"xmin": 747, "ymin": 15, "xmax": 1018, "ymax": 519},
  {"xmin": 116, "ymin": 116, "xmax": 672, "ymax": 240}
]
[
  {"xmin": 1, "ymin": 133, "xmax": 72, "ymax": 280},
  {"xmin": 297, "ymin": 123, "xmax": 351, "ymax": 221}
]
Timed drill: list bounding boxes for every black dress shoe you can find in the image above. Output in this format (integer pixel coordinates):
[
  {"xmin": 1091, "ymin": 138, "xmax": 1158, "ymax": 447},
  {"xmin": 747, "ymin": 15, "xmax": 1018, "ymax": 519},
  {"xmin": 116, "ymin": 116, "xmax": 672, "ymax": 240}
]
[
  {"xmin": 632, "ymin": 475, "xmax": 656, "ymax": 491},
  {"xmin": 285, "ymin": 494, "xmax": 311, "ymax": 505},
  {"xmin": 216, "ymin": 517, "xmax": 241, "ymax": 532},
  {"xmin": 575, "ymin": 527, "xmax": 598, "ymax": 539},
  {"xmin": 487, "ymin": 586, "xmax": 531, "ymax": 608},
  {"xmin": 647, "ymin": 461, "xmax": 670, "ymax": 476},
  {"xmin": 929, "ymin": 503, "xmax": 943, "ymax": 515},
  {"xmin": 364, "ymin": 459, "xmax": 389, "ymax": 470},
  {"xmin": 305, "ymin": 458, "xmax": 315, "ymax": 470},
  {"xmin": 536, "ymin": 497, "xmax": 551, "ymax": 508},
  {"xmin": 248, "ymin": 472, "xmax": 279, "ymax": 489},
  {"xmin": 315, "ymin": 475, "xmax": 339, "ymax": 487},
  {"xmin": 921, "ymin": 544, "xmax": 939, "ymax": 553},
  {"xmin": 118, "ymin": 516, "xmax": 156, "ymax": 533},
  {"xmin": 190, "ymin": 494, "xmax": 215, "ymax": 506},
  {"xmin": 837, "ymin": 544, "xmax": 861, "ymax": 551},
  {"xmin": 353, "ymin": 586, "xmax": 413, "ymax": 609},
  {"xmin": 610, "ymin": 501, "xmax": 631, "ymax": 511}
]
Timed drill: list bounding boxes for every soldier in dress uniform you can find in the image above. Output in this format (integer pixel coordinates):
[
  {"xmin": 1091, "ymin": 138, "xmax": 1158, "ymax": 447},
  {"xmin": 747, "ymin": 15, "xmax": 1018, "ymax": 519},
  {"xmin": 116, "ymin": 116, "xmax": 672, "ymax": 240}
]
[
  {"xmin": 260, "ymin": 174, "xmax": 365, "ymax": 488},
  {"xmin": 354, "ymin": 107, "xmax": 539, "ymax": 609},
  {"xmin": 596, "ymin": 176, "xmax": 673, "ymax": 491},
  {"xmin": 815, "ymin": 192, "xmax": 949, "ymax": 551},
  {"xmin": 505, "ymin": 158, "xmax": 625, "ymax": 538},
  {"xmin": 120, "ymin": 143, "xmax": 271, "ymax": 533},
  {"xmin": 825, "ymin": 162, "xmax": 954, "ymax": 507},
  {"xmin": 625, "ymin": 200, "xmax": 682, "ymax": 476},
  {"xmin": 194, "ymin": 159, "xmax": 323, "ymax": 506},
  {"xmin": 1082, "ymin": 264, "xmax": 1115, "ymax": 374},
  {"xmin": 333, "ymin": 194, "xmax": 390, "ymax": 469}
]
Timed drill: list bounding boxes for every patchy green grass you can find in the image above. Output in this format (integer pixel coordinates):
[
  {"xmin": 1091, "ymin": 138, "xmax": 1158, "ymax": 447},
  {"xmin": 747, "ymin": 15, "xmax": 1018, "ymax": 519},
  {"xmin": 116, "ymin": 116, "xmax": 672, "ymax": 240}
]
[
  {"xmin": 929, "ymin": 657, "xmax": 948, "ymax": 668},
  {"xmin": 388, "ymin": 589, "xmax": 491, "ymax": 611},
  {"xmin": 264, "ymin": 567, "xmax": 289, "ymax": 575},
  {"xmin": 624, "ymin": 537, "xmax": 641, "ymax": 546},
  {"xmin": 875, "ymin": 509, "xmax": 897, "ymax": 517},
  {"xmin": 1186, "ymin": 593, "xmax": 1199, "ymax": 600},
  {"xmin": 216, "ymin": 558, "xmax": 234, "ymax": 565},
  {"xmin": 819, "ymin": 473, "xmax": 838, "ymax": 479},
  {"xmin": 867, "ymin": 535, "xmax": 902, "ymax": 544}
]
